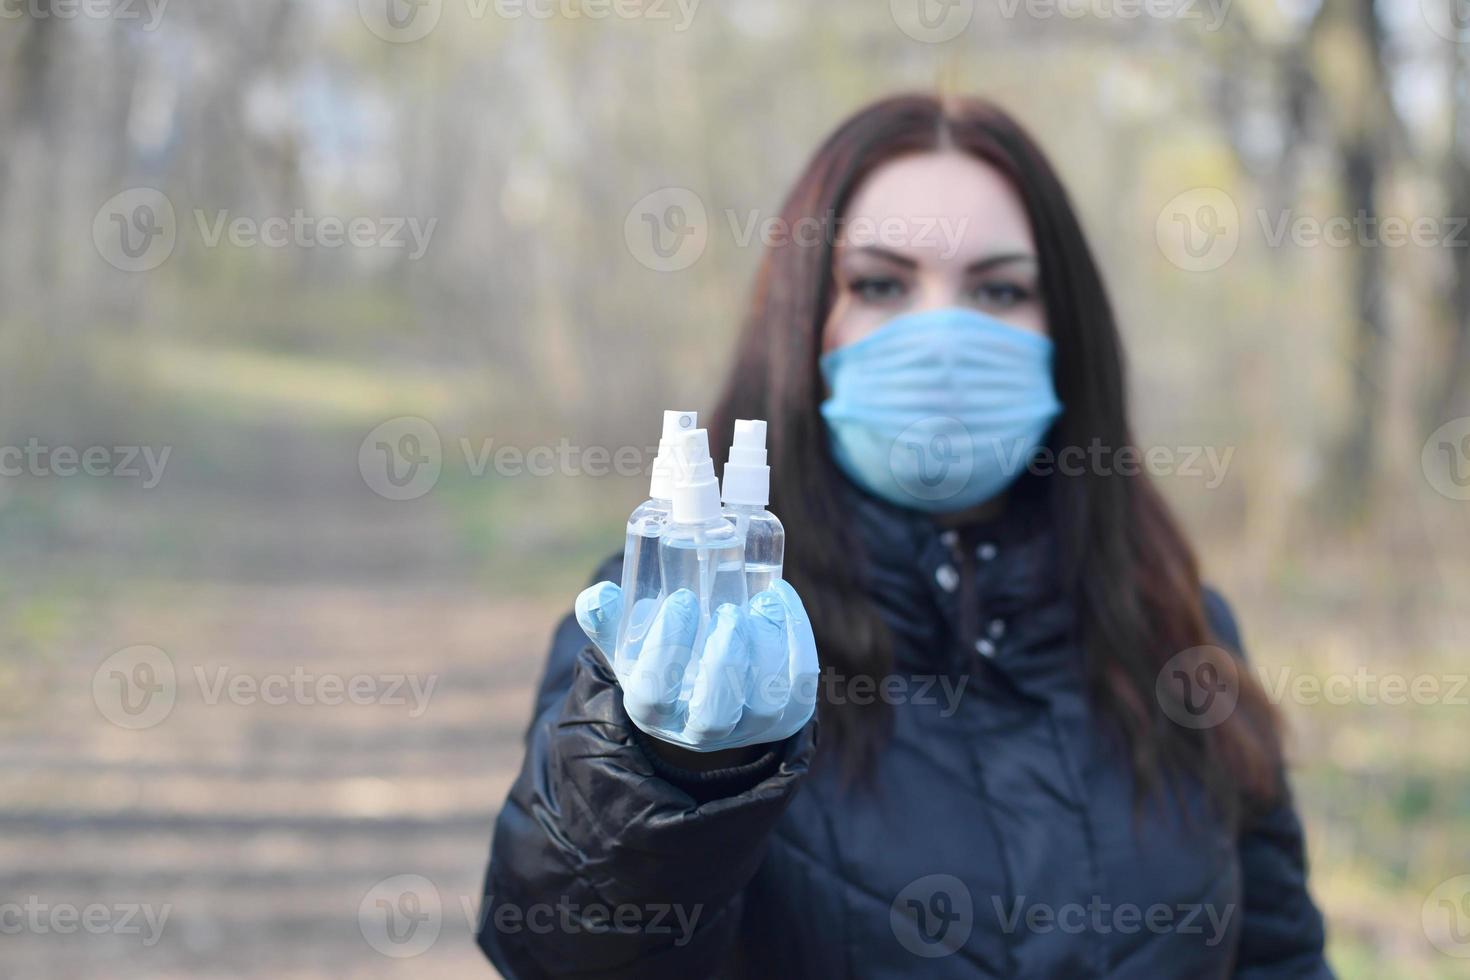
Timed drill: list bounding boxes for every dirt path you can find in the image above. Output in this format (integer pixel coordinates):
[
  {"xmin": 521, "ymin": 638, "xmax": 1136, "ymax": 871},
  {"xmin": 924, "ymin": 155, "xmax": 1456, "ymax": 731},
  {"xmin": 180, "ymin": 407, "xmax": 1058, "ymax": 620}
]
[{"xmin": 1, "ymin": 582, "xmax": 567, "ymax": 978}]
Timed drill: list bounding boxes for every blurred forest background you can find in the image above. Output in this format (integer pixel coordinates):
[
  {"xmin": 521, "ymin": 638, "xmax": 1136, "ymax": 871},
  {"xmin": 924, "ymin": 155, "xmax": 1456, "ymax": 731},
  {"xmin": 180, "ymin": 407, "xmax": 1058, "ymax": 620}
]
[{"xmin": 1, "ymin": 0, "xmax": 1468, "ymax": 976}]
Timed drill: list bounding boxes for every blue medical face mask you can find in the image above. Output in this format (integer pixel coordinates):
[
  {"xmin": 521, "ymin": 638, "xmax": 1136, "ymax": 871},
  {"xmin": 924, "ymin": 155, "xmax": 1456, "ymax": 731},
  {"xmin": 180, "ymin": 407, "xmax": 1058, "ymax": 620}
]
[{"xmin": 819, "ymin": 307, "xmax": 1062, "ymax": 513}]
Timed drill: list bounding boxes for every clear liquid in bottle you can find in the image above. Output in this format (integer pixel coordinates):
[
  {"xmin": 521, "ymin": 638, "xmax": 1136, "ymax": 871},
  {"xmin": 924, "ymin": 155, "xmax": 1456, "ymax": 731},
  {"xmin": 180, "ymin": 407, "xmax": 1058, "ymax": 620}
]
[
  {"xmin": 725, "ymin": 506, "xmax": 784, "ymax": 596},
  {"xmin": 658, "ymin": 428, "xmax": 748, "ymax": 703},
  {"xmin": 612, "ymin": 409, "xmax": 697, "ymax": 672},
  {"xmin": 615, "ymin": 498, "xmax": 670, "ymax": 673}
]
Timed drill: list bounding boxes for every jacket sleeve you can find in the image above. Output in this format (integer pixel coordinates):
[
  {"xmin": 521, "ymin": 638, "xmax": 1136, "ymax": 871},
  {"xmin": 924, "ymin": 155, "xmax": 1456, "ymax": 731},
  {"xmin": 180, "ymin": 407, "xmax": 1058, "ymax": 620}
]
[
  {"xmin": 477, "ymin": 556, "xmax": 817, "ymax": 979},
  {"xmin": 1203, "ymin": 589, "xmax": 1334, "ymax": 980}
]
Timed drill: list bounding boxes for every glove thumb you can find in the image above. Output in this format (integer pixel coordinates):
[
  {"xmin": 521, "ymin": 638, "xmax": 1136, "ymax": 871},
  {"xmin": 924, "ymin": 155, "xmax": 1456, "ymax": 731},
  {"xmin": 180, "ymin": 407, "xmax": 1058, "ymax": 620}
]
[{"xmin": 574, "ymin": 581, "xmax": 623, "ymax": 662}]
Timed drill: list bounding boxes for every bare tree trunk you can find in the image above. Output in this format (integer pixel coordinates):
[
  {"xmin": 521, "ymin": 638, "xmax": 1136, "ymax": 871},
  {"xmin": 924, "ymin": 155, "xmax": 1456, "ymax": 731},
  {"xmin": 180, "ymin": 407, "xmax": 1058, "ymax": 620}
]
[
  {"xmin": 1321, "ymin": 0, "xmax": 1393, "ymax": 521},
  {"xmin": 11, "ymin": 7, "xmax": 63, "ymax": 312},
  {"xmin": 1335, "ymin": 137, "xmax": 1387, "ymax": 516},
  {"xmin": 1431, "ymin": 40, "xmax": 1470, "ymax": 426}
]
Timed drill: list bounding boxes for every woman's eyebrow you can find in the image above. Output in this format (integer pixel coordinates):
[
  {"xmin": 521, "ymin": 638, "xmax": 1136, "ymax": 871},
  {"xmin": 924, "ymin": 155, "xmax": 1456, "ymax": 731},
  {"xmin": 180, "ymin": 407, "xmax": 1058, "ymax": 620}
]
[
  {"xmin": 844, "ymin": 245, "xmax": 918, "ymax": 269},
  {"xmin": 843, "ymin": 246, "xmax": 1037, "ymax": 273},
  {"xmin": 965, "ymin": 252, "xmax": 1037, "ymax": 274}
]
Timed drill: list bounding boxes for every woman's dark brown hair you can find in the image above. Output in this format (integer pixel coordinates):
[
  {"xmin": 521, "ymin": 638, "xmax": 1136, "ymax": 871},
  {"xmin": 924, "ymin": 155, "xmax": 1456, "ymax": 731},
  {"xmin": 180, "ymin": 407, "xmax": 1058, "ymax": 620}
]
[{"xmin": 709, "ymin": 93, "xmax": 1283, "ymax": 819}]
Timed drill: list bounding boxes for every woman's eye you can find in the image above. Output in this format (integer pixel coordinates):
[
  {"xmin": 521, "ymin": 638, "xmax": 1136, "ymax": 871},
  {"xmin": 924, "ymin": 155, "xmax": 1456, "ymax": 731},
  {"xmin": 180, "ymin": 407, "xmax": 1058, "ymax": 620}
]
[
  {"xmin": 971, "ymin": 280, "xmax": 1032, "ymax": 307},
  {"xmin": 849, "ymin": 276, "xmax": 906, "ymax": 303}
]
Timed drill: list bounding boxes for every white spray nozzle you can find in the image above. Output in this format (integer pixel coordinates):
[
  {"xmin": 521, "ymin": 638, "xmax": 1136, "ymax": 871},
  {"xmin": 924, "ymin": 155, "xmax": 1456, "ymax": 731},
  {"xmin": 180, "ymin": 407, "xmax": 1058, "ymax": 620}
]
[
  {"xmin": 649, "ymin": 409, "xmax": 697, "ymax": 500},
  {"xmin": 721, "ymin": 418, "xmax": 771, "ymax": 507},
  {"xmin": 662, "ymin": 410, "xmax": 697, "ymax": 441},
  {"xmin": 670, "ymin": 428, "xmax": 723, "ymax": 523}
]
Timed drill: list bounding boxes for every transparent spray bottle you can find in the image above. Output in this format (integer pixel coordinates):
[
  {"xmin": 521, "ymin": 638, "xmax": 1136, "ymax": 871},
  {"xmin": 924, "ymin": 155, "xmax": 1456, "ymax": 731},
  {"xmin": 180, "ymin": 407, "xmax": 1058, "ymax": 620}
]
[
  {"xmin": 659, "ymin": 428, "xmax": 749, "ymax": 695},
  {"xmin": 721, "ymin": 419, "xmax": 784, "ymax": 595},
  {"xmin": 614, "ymin": 409, "xmax": 697, "ymax": 673}
]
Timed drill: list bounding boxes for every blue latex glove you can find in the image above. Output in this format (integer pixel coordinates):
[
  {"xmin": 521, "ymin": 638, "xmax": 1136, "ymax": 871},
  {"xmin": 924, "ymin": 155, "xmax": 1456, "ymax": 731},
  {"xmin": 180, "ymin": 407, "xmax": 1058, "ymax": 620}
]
[{"xmin": 575, "ymin": 580, "xmax": 819, "ymax": 752}]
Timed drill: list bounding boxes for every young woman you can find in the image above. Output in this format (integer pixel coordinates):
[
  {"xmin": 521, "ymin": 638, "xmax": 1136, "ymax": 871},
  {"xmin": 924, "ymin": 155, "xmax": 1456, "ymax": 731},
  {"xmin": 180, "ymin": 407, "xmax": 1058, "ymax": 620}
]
[{"xmin": 477, "ymin": 94, "xmax": 1331, "ymax": 978}]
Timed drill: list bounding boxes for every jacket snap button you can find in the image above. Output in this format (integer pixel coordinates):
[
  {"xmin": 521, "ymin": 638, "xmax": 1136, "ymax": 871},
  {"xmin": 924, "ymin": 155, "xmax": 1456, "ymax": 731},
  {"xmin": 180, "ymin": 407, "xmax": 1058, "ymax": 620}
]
[
  {"xmin": 935, "ymin": 564, "xmax": 959, "ymax": 592},
  {"xmin": 940, "ymin": 530, "xmax": 959, "ymax": 549},
  {"xmin": 988, "ymin": 619, "xmax": 1005, "ymax": 639},
  {"xmin": 975, "ymin": 638, "xmax": 996, "ymax": 657},
  {"xmin": 977, "ymin": 542, "xmax": 998, "ymax": 561}
]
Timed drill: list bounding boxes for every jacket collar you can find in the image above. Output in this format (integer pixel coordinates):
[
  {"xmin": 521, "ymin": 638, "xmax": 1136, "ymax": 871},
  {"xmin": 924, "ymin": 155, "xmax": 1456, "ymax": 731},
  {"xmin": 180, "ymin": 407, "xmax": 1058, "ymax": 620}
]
[{"xmin": 846, "ymin": 480, "xmax": 1083, "ymax": 698}]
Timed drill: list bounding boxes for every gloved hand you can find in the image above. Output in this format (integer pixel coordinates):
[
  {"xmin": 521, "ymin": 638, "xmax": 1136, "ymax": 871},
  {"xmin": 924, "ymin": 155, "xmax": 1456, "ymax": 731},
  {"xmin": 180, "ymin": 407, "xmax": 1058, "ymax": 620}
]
[{"xmin": 574, "ymin": 580, "xmax": 819, "ymax": 752}]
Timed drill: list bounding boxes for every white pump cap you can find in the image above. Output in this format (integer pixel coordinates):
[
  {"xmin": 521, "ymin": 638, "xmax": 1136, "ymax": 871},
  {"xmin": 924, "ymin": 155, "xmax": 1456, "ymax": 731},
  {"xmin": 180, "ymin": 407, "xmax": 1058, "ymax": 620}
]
[
  {"xmin": 649, "ymin": 409, "xmax": 697, "ymax": 500},
  {"xmin": 669, "ymin": 428, "xmax": 723, "ymax": 523},
  {"xmin": 721, "ymin": 418, "xmax": 770, "ymax": 507}
]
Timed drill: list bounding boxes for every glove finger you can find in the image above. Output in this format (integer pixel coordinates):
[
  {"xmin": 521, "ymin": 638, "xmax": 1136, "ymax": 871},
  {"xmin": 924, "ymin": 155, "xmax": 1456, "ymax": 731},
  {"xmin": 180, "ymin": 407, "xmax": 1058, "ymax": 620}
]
[
  {"xmin": 773, "ymin": 580, "xmax": 819, "ymax": 682},
  {"xmin": 743, "ymin": 589, "xmax": 791, "ymax": 730},
  {"xmin": 773, "ymin": 579, "xmax": 820, "ymax": 733},
  {"xmin": 573, "ymin": 581, "xmax": 622, "ymax": 663},
  {"xmin": 615, "ymin": 595, "xmax": 662, "ymax": 675},
  {"xmin": 622, "ymin": 589, "xmax": 699, "ymax": 727},
  {"xmin": 684, "ymin": 603, "xmax": 750, "ymax": 744}
]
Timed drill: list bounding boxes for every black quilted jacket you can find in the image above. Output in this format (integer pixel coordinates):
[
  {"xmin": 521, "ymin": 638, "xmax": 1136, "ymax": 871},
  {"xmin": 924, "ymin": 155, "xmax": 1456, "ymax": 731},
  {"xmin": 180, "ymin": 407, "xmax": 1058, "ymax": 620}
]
[{"xmin": 477, "ymin": 489, "xmax": 1331, "ymax": 978}]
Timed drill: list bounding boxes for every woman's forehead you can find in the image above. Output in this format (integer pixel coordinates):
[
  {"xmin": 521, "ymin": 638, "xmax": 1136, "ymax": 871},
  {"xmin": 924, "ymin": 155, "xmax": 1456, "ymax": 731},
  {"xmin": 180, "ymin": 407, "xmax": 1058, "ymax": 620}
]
[{"xmin": 840, "ymin": 150, "xmax": 1035, "ymax": 264}]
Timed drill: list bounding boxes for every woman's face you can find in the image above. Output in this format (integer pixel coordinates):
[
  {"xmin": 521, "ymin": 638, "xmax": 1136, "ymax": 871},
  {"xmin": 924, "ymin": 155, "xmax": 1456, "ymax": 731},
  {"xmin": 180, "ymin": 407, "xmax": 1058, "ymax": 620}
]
[{"xmin": 822, "ymin": 150, "xmax": 1045, "ymax": 352}]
